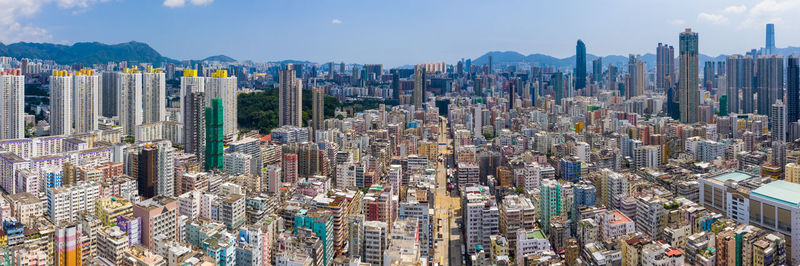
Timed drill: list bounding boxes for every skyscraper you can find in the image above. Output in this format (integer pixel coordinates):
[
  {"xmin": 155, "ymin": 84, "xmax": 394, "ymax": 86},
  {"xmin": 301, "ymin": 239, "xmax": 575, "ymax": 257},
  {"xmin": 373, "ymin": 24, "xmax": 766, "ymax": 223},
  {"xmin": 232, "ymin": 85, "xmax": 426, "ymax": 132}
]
[
  {"xmin": 179, "ymin": 69, "xmax": 205, "ymax": 125},
  {"xmin": 737, "ymin": 55, "xmax": 756, "ymax": 114},
  {"xmin": 50, "ymin": 71, "xmax": 73, "ymax": 136},
  {"xmin": 413, "ymin": 66, "xmax": 424, "ymax": 109},
  {"xmin": 142, "ymin": 67, "xmax": 166, "ymax": 124},
  {"xmin": 756, "ymin": 55, "xmax": 784, "ymax": 116},
  {"xmin": 726, "ymin": 55, "xmax": 741, "ymax": 114},
  {"xmin": 312, "ymin": 88, "xmax": 324, "ymax": 135},
  {"xmin": 205, "ymin": 98, "xmax": 224, "ymax": 171},
  {"xmin": 0, "ymin": 69, "xmax": 24, "ymax": 140},
  {"xmin": 184, "ymin": 91, "xmax": 206, "ymax": 165},
  {"xmin": 788, "ymin": 55, "xmax": 799, "ymax": 123},
  {"xmin": 119, "ymin": 67, "xmax": 143, "ymax": 136},
  {"xmin": 279, "ymin": 64, "xmax": 302, "ymax": 127},
  {"xmin": 73, "ymin": 70, "xmax": 100, "ymax": 134},
  {"xmin": 553, "ymin": 71, "xmax": 564, "ymax": 102},
  {"xmin": 206, "ymin": 70, "xmax": 238, "ymax": 136},
  {"xmin": 766, "ymin": 23, "xmax": 775, "ymax": 55},
  {"xmin": 101, "ymin": 71, "xmax": 118, "ymax": 118},
  {"xmin": 657, "ymin": 43, "xmax": 675, "ymax": 90},
  {"xmin": 659, "ymin": 43, "xmax": 679, "ymax": 119},
  {"xmin": 627, "ymin": 55, "xmax": 645, "ymax": 97},
  {"xmin": 576, "ymin": 40, "xmax": 586, "ymax": 90},
  {"xmin": 772, "ymin": 100, "xmax": 786, "ymax": 142},
  {"xmin": 679, "ymin": 28, "xmax": 699, "ymax": 124},
  {"xmin": 703, "ymin": 61, "xmax": 715, "ymax": 90},
  {"xmin": 592, "ymin": 57, "xmax": 602, "ymax": 85}
]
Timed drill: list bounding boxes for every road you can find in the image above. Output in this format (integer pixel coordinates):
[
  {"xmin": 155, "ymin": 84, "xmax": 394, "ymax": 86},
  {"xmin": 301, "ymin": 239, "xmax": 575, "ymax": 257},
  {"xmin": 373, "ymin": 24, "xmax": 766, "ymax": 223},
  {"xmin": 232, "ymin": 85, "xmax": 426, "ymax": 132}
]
[{"xmin": 433, "ymin": 116, "xmax": 463, "ymax": 266}]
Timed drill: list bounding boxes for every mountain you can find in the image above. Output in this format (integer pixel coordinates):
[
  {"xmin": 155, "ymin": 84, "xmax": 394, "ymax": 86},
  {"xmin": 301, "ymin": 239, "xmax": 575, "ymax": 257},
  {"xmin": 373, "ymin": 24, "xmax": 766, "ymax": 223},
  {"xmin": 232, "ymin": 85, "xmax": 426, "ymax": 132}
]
[
  {"xmin": 201, "ymin": 55, "xmax": 235, "ymax": 62},
  {"xmin": 472, "ymin": 50, "xmax": 743, "ymax": 71},
  {"xmin": 0, "ymin": 41, "xmax": 175, "ymax": 65}
]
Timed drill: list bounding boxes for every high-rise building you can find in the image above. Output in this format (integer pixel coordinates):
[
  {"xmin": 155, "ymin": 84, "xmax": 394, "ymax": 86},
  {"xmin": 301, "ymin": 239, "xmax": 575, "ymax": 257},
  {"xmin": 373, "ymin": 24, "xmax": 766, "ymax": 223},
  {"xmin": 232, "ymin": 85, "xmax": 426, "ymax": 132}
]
[
  {"xmin": 184, "ymin": 91, "xmax": 205, "ymax": 165},
  {"xmin": 119, "ymin": 67, "xmax": 143, "ymax": 136},
  {"xmin": 576, "ymin": 40, "xmax": 586, "ymax": 90},
  {"xmin": 179, "ymin": 69, "xmax": 205, "ymax": 125},
  {"xmin": 657, "ymin": 43, "xmax": 675, "ymax": 90},
  {"xmin": 101, "ymin": 71, "xmax": 118, "ymax": 118},
  {"xmin": 413, "ymin": 66, "xmax": 424, "ymax": 109},
  {"xmin": 132, "ymin": 196, "xmax": 178, "ymax": 249},
  {"xmin": 539, "ymin": 179, "xmax": 562, "ymax": 234},
  {"xmin": 279, "ymin": 65, "xmax": 302, "ymax": 127},
  {"xmin": 766, "ymin": 23, "xmax": 775, "ymax": 55},
  {"xmin": 311, "ymin": 88, "xmax": 324, "ymax": 135},
  {"xmin": 50, "ymin": 71, "xmax": 73, "ymax": 136},
  {"xmin": 592, "ymin": 57, "xmax": 602, "ymax": 84},
  {"xmin": 553, "ymin": 71, "xmax": 564, "ymax": 102},
  {"xmin": 73, "ymin": 70, "xmax": 100, "ymax": 133},
  {"xmin": 627, "ymin": 55, "xmax": 645, "ymax": 98},
  {"xmin": 55, "ymin": 223, "xmax": 83, "ymax": 266},
  {"xmin": 142, "ymin": 67, "xmax": 166, "ymax": 124},
  {"xmin": 679, "ymin": 28, "xmax": 699, "ymax": 123},
  {"xmin": 772, "ymin": 100, "xmax": 787, "ymax": 142},
  {"xmin": 757, "ymin": 55, "xmax": 784, "ymax": 116},
  {"xmin": 0, "ymin": 69, "xmax": 24, "ymax": 140},
  {"xmin": 789, "ymin": 55, "xmax": 800, "ymax": 123},
  {"xmin": 704, "ymin": 61, "xmax": 715, "ymax": 89},
  {"xmin": 47, "ymin": 181, "xmax": 101, "ymax": 224},
  {"xmin": 205, "ymin": 70, "xmax": 237, "ymax": 136},
  {"xmin": 205, "ymin": 99, "xmax": 224, "ymax": 171}
]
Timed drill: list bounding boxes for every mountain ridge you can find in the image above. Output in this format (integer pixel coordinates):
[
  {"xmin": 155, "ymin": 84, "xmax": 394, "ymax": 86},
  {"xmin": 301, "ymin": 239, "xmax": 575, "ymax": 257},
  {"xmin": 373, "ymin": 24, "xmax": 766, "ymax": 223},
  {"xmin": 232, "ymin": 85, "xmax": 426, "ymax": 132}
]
[{"xmin": 0, "ymin": 41, "xmax": 237, "ymax": 66}]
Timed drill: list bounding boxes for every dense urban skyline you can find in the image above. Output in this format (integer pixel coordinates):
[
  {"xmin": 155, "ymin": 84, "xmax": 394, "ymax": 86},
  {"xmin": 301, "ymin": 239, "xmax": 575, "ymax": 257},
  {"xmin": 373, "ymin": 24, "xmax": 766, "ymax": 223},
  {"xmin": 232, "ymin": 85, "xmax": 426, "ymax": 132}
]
[{"xmin": 3, "ymin": 0, "xmax": 800, "ymax": 65}]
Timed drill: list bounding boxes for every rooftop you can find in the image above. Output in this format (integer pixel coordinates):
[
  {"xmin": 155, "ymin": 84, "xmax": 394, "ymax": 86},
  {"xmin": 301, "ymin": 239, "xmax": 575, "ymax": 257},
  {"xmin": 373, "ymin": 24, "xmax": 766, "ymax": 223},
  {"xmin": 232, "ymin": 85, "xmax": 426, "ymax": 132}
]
[
  {"xmin": 524, "ymin": 230, "xmax": 546, "ymax": 240},
  {"xmin": 751, "ymin": 180, "xmax": 800, "ymax": 207},
  {"xmin": 712, "ymin": 171, "xmax": 753, "ymax": 183},
  {"xmin": 609, "ymin": 210, "xmax": 632, "ymax": 225}
]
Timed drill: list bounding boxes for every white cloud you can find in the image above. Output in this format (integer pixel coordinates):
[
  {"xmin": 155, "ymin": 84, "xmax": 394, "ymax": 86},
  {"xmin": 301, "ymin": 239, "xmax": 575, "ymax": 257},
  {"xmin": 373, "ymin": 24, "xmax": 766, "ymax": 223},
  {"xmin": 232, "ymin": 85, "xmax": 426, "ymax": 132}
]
[
  {"xmin": 164, "ymin": 0, "xmax": 212, "ymax": 8},
  {"xmin": 670, "ymin": 19, "xmax": 686, "ymax": 25},
  {"xmin": 0, "ymin": 0, "xmax": 110, "ymax": 43},
  {"xmin": 741, "ymin": 0, "xmax": 800, "ymax": 28},
  {"xmin": 331, "ymin": 19, "xmax": 342, "ymax": 24},
  {"xmin": 723, "ymin": 5, "xmax": 747, "ymax": 14},
  {"xmin": 163, "ymin": 0, "xmax": 184, "ymax": 8},
  {"xmin": 698, "ymin": 12, "xmax": 728, "ymax": 25}
]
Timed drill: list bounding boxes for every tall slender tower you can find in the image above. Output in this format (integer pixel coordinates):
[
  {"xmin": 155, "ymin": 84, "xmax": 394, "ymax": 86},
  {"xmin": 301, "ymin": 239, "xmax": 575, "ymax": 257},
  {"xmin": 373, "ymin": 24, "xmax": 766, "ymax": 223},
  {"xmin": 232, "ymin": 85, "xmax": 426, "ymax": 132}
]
[
  {"xmin": 592, "ymin": 57, "xmax": 602, "ymax": 85},
  {"xmin": 206, "ymin": 70, "xmax": 237, "ymax": 136},
  {"xmin": 118, "ymin": 67, "xmax": 143, "ymax": 136},
  {"xmin": 142, "ymin": 67, "xmax": 166, "ymax": 124},
  {"xmin": 184, "ymin": 91, "xmax": 206, "ymax": 165},
  {"xmin": 205, "ymin": 98, "xmax": 224, "ymax": 171},
  {"xmin": 576, "ymin": 40, "xmax": 586, "ymax": 90},
  {"xmin": 656, "ymin": 43, "xmax": 675, "ymax": 90},
  {"xmin": 279, "ymin": 64, "xmax": 303, "ymax": 127},
  {"xmin": 726, "ymin": 55, "xmax": 740, "ymax": 114},
  {"xmin": 679, "ymin": 28, "xmax": 699, "ymax": 124},
  {"xmin": 0, "ymin": 69, "xmax": 24, "ymax": 140},
  {"xmin": 742, "ymin": 55, "xmax": 756, "ymax": 114},
  {"xmin": 179, "ymin": 69, "xmax": 205, "ymax": 125},
  {"xmin": 413, "ymin": 66, "xmax": 424, "ymax": 109},
  {"xmin": 50, "ymin": 71, "xmax": 73, "ymax": 136},
  {"xmin": 73, "ymin": 70, "xmax": 100, "ymax": 133},
  {"xmin": 766, "ymin": 23, "xmax": 775, "ymax": 55},
  {"xmin": 101, "ymin": 71, "xmax": 118, "ymax": 118},
  {"xmin": 312, "ymin": 88, "xmax": 324, "ymax": 135},
  {"xmin": 756, "ymin": 55, "xmax": 784, "ymax": 116},
  {"xmin": 772, "ymin": 100, "xmax": 786, "ymax": 142},
  {"xmin": 788, "ymin": 55, "xmax": 799, "ymax": 123}
]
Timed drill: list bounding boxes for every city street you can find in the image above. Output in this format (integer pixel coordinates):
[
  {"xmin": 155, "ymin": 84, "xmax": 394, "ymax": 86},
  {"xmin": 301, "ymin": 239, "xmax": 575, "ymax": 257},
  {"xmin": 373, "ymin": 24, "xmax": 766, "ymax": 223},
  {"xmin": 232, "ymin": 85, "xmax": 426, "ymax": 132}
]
[{"xmin": 434, "ymin": 116, "xmax": 462, "ymax": 266}]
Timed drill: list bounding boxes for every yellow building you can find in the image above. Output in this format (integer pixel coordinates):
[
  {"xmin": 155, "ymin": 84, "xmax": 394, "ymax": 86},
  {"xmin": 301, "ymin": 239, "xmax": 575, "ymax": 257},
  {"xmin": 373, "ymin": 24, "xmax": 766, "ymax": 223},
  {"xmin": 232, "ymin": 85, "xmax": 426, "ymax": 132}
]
[
  {"xmin": 95, "ymin": 197, "xmax": 132, "ymax": 226},
  {"xmin": 786, "ymin": 162, "xmax": 800, "ymax": 184},
  {"xmin": 417, "ymin": 141, "xmax": 439, "ymax": 161}
]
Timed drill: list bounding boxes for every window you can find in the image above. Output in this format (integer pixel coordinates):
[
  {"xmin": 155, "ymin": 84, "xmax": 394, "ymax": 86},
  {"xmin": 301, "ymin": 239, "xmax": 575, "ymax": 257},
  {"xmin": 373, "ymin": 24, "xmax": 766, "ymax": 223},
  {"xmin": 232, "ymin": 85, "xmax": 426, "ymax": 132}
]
[
  {"xmin": 749, "ymin": 200, "xmax": 761, "ymax": 223},
  {"xmin": 762, "ymin": 203, "xmax": 775, "ymax": 228}
]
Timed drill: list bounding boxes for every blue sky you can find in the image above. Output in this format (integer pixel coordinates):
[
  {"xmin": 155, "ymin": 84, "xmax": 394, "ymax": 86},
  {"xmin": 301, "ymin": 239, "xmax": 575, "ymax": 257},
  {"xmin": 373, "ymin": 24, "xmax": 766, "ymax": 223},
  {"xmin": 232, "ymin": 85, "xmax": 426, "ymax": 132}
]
[{"xmin": 2, "ymin": 0, "xmax": 799, "ymax": 66}]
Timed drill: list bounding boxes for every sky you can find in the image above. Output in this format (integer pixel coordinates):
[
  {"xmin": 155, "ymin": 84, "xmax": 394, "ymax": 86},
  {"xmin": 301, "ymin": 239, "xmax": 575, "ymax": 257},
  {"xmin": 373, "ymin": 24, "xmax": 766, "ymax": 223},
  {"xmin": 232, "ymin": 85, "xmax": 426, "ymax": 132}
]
[{"xmin": 1, "ymin": 0, "xmax": 799, "ymax": 66}]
